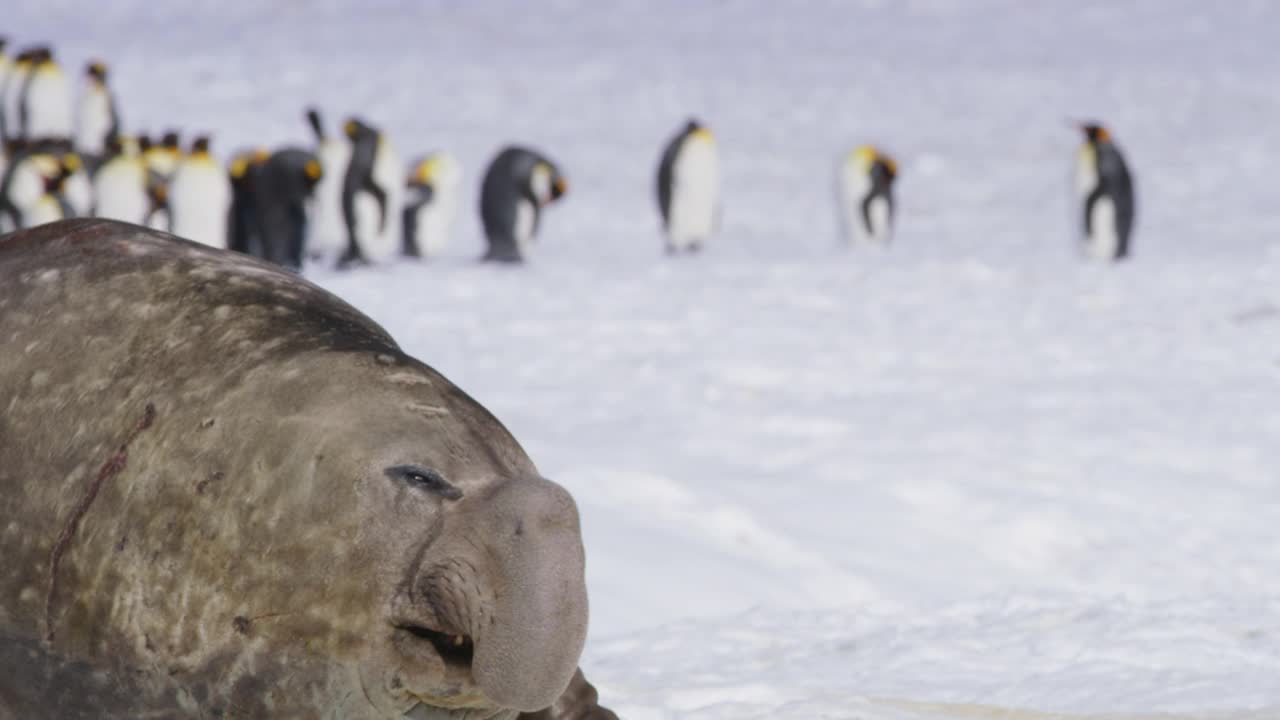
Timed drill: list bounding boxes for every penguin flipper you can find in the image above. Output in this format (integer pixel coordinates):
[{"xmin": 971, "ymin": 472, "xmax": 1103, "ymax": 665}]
[{"xmin": 305, "ymin": 108, "xmax": 324, "ymax": 141}]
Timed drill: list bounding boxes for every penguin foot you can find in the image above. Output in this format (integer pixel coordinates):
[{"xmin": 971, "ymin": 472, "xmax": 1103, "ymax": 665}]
[{"xmin": 335, "ymin": 249, "xmax": 368, "ymax": 270}]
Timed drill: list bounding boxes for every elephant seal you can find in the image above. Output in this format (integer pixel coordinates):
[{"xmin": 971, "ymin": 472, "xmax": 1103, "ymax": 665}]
[{"xmin": 0, "ymin": 219, "xmax": 617, "ymax": 720}]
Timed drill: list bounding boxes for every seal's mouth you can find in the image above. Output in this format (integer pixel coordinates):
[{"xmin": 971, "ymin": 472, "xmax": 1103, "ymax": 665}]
[{"xmin": 396, "ymin": 623, "xmax": 475, "ymax": 669}]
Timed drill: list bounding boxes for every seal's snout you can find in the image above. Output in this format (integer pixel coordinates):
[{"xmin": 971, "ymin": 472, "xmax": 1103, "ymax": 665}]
[{"xmin": 412, "ymin": 475, "xmax": 589, "ymax": 711}]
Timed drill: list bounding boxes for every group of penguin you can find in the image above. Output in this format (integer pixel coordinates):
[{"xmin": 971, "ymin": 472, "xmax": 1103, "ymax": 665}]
[{"xmin": 0, "ymin": 36, "xmax": 1138, "ymax": 266}]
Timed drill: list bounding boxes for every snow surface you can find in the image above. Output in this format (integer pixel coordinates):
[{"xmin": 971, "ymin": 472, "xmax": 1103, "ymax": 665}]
[{"xmin": 10, "ymin": 1, "xmax": 1280, "ymax": 717}]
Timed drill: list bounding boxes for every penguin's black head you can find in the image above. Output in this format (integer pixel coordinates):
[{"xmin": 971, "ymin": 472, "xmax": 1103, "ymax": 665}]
[
  {"xmin": 685, "ymin": 118, "xmax": 703, "ymax": 134},
  {"xmin": 1081, "ymin": 123, "xmax": 1111, "ymax": 144},
  {"xmin": 161, "ymin": 131, "xmax": 181, "ymax": 151},
  {"xmin": 30, "ymin": 47, "xmax": 53, "ymax": 64},
  {"xmin": 191, "ymin": 136, "xmax": 211, "ymax": 154},
  {"xmin": 138, "ymin": 135, "xmax": 153, "ymax": 153},
  {"xmin": 343, "ymin": 117, "xmax": 373, "ymax": 141},
  {"xmin": 87, "ymin": 60, "xmax": 108, "ymax": 82},
  {"xmin": 105, "ymin": 136, "xmax": 125, "ymax": 158},
  {"xmin": 0, "ymin": 38, "xmax": 7, "ymax": 54}
]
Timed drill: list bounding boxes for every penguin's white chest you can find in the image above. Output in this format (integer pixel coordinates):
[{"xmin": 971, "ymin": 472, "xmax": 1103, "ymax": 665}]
[
  {"xmin": 667, "ymin": 136, "xmax": 719, "ymax": 248},
  {"xmin": 837, "ymin": 163, "xmax": 889, "ymax": 244},
  {"xmin": 169, "ymin": 160, "xmax": 231, "ymax": 249},
  {"xmin": 1084, "ymin": 195, "xmax": 1119, "ymax": 261},
  {"xmin": 514, "ymin": 198, "xmax": 537, "ymax": 256},
  {"xmin": 75, "ymin": 84, "xmax": 114, "ymax": 155},
  {"xmin": 25, "ymin": 69, "xmax": 73, "ymax": 139},
  {"xmin": 28, "ymin": 194, "xmax": 66, "ymax": 226},
  {"xmin": 6, "ymin": 164, "xmax": 47, "ymax": 216},
  {"xmin": 308, "ymin": 138, "xmax": 351, "ymax": 260},
  {"xmin": 93, "ymin": 160, "xmax": 149, "ymax": 224},
  {"xmin": 2, "ymin": 69, "xmax": 31, "ymax": 136},
  {"xmin": 413, "ymin": 184, "xmax": 459, "ymax": 258}
]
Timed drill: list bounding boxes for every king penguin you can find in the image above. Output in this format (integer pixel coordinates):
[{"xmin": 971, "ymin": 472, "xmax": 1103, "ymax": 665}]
[
  {"xmin": 402, "ymin": 151, "xmax": 462, "ymax": 258},
  {"xmin": 169, "ymin": 135, "xmax": 231, "ymax": 248},
  {"xmin": 479, "ymin": 145, "xmax": 567, "ymax": 263},
  {"xmin": 19, "ymin": 47, "xmax": 72, "ymax": 144},
  {"xmin": 255, "ymin": 147, "xmax": 323, "ymax": 270},
  {"xmin": 656, "ymin": 118, "xmax": 720, "ymax": 254},
  {"xmin": 303, "ymin": 107, "xmax": 350, "ymax": 263},
  {"xmin": 25, "ymin": 152, "xmax": 79, "ymax": 226},
  {"xmin": 0, "ymin": 39, "xmax": 11, "ymax": 142},
  {"xmin": 2, "ymin": 49, "xmax": 35, "ymax": 143},
  {"xmin": 837, "ymin": 145, "xmax": 897, "ymax": 245},
  {"xmin": 336, "ymin": 116, "xmax": 402, "ymax": 268},
  {"xmin": 226, "ymin": 147, "xmax": 270, "ymax": 256},
  {"xmin": 75, "ymin": 60, "xmax": 119, "ymax": 157},
  {"xmin": 1074, "ymin": 122, "xmax": 1135, "ymax": 261},
  {"xmin": 0, "ymin": 149, "xmax": 61, "ymax": 231},
  {"xmin": 92, "ymin": 135, "xmax": 148, "ymax": 224}
]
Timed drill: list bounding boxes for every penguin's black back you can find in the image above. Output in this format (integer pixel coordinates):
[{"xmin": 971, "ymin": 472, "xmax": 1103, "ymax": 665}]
[
  {"xmin": 656, "ymin": 121, "xmax": 699, "ymax": 225},
  {"xmin": 1086, "ymin": 142, "xmax": 1135, "ymax": 258}
]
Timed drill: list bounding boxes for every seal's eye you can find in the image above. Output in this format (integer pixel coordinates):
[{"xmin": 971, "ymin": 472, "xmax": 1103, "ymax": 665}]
[{"xmin": 385, "ymin": 465, "xmax": 463, "ymax": 501}]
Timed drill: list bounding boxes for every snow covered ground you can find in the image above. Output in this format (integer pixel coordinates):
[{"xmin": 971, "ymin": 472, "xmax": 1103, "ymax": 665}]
[{"xmin": 11, "ymin": 1, "xmax": 1280, "ymax": 717}]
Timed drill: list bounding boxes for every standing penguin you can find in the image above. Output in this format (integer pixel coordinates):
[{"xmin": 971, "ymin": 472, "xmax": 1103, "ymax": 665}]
[
  {"xmin": 303, "ymin": 107, "xmax": 350, "ymax": 263},
  {"xmin": 336, "ymin": 116, "xmax": 402, "ymax": 268},
  {"xmin": 254, "ymin": 147, "xmax": 323, "ymax": 270},
  {"xmin": 656, "ymin": 118, "xmax": 720, "ymax": 254},
  {"xmin": 75, "ymin": 60, "xmax": 119, "ymax": 156},
  {"xmin": 226, "ymin": 147, "xmax": 270, "ymax": 256},
  {"xmin": 0, "ymin": 150, "xmax": 61, "ymax": 231},
  {"xmin": 837, "ymin": 145, "xmax": 897, "ymax": 245},
  {"xmin": 479, "ymin": 145, "xmax": 567, "ymax": 263},
  {"xmin": 1, "ymin": 48, "xmax": 35, "ymax": 143},
  {"xmin": 169, "ymin": 135, "xmax": 231, "ymax": 248},
  {"xmin": 0, "ymin": 39, "xmax": 10, "ymax": 142},
  {"xmin": 24, "ymin": 152, "xmax": 79, "ymax": 226},
  {"xmin": 1075, "ymin": 122, "xmax": 1135, "ymax": 261},
  {"xmin": 402, "ymin": 151, "xmax": 462, "ymax": 258},
  {"xmin": 91, "ymin": 136, "xmax": 148, "ymax": 224},
  {"xmin": 19, "ymin": 47, "xmax": 72, "ymax": 144}
]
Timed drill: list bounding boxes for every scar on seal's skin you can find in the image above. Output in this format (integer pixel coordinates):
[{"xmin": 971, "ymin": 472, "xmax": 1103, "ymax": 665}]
[{"xmin": 45, "ymin": 402, "xmax": 157, "ymax": 642}]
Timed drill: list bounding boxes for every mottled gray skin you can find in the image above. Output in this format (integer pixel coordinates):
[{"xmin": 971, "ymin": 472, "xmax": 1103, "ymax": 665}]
[{"xmin": 0, "ymin": 219, "xmax": 616, "ymax": 719}]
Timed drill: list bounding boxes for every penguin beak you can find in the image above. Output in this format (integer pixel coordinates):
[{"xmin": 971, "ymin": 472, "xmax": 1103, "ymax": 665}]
[{"xmin": 551, "ymin": 177, "xmax": 567, "ymax": 202}]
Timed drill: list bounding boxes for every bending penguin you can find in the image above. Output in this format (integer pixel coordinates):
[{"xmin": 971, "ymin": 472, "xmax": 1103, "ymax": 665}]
[
  {"xmin": 75, "ymin": 60, "xmax": 119, "ymax": 157},
  {"xmin": 336, "ymin": 116, "xmax": 402, "ymax": 268},
  {"xmin": 254, "ymin": 147, "xmax": 323, "ymax": 270},
  {"xmin": 479, "ymin": 145, "xmax": 567, "ymax": 263},
  {"xmin": 837, "ymin": 145, "xmax": 897, "ymax": 245},
  {"xmin": 1074, "ymin": 122, "xmax": 1135, "ymax": 261},
  {"xmin": 656, "ymin": 118, "xmax": 720, "ymax": 254},
  {"xmin": 169, "ymin": 135, "xmax": 231, "ymax": 248},
  {"xmin": 302, "ymin": 107, "xmax": 350, "ymax": 263},
  {"xmin": 402, "ymin": 151, "xmax": 462, "ymax": 258},
  {"xmin": 91, "ymin": 135, "xmax": 148, "ymax": 224}
]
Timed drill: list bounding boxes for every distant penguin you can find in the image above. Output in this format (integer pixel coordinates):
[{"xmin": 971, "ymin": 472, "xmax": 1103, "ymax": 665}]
[
  {"xmin": 1075, "ymin": 122, "xmax": 1135, "ymax": 261},
  {"xmin": 25, "ymin": 153, "xmax": 78, "ymax": 226},
  {"xmin": 0, "ymin": 39, "xmax": 10, "ymax": 142},
  {"xmin": 0, "ymin": 150, "xmax": 60, "ymax": 230},
  {"xmin": 656, "ymin": 118, "xmax": 720, "ymax": 254},
  {"xmin": 20, "ymin": 47, "xmax": 72, "ymax": 143},
  {"xmin": 91, "ymin": 136, "xmax": 148, "ymax": 223},
  {"xmin": 75, "ymin": 60, "xmax": 119, "ymax": 156},
  {"xmin": 226, "ymin": 147, "xmax": 270, "ymax": 256},
  {"xmin": 145, "ymin": 130, "xmax": 181, "ymax": 178},
  {"xmin": 255, "ymin": 147, "xmax": 323, "ymax": 270},
  {"xmin": 169, "ymin": 135, "xmax": 231, "ymax": 248},
  {"xmin": 403, "ymin": 151, "xmax": 462, "ymax": 258},
  {"xmin": 303, "ymin": 107, "xmax": 350, "ymax": 262},
  {"xmin": 837, "ymin": 145, "xmax": 897, "ymax": 245},
  {"xmin": 337, "ymin": 117, "xmax": 402, "ymax": 268},
  {"xmin": 2, "ymin": 49, "xmax": 35, "ymax": 142},
  {"xmin": 479, "ymin": 145, "xmax": 567, "ymax": 263}
]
